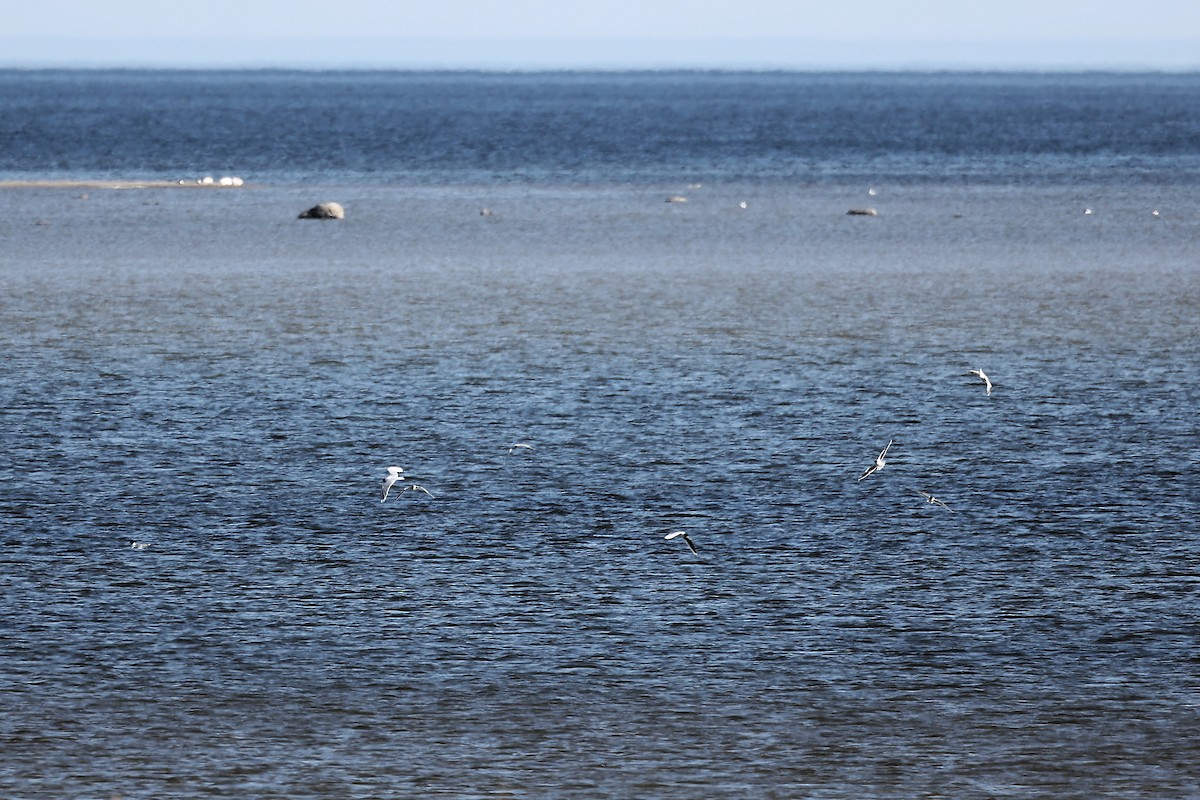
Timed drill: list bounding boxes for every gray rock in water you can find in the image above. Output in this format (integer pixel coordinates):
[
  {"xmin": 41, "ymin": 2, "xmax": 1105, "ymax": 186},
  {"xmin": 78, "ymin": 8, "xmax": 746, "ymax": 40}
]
[
  {"xmin": 846, "ymin": 207, "xmax": 878, "ymax": 216},
  {"xmin": 298, "ymin": 202, "xmax": 345, "ymax": 220}
]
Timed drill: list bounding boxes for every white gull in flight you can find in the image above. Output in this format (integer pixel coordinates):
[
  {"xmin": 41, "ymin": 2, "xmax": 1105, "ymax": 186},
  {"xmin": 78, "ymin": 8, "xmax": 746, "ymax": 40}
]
[
  {"xmin": 914, "ymin": 489, "xmax": 954, "ymax": 511},
  {"xmin": 858, "ymin": 440, "xmax": 893, "ymax": 481},
  {"xmin": 664, "ymin": 530, "xmax": 698, "ymax": 555},
  {"xmin": 381, "ymin": 466, "xmax": 405, "ymax": 502},
  {"xmin": 967, "ymin": 368, "xmax": 993, "ymax": 396}
]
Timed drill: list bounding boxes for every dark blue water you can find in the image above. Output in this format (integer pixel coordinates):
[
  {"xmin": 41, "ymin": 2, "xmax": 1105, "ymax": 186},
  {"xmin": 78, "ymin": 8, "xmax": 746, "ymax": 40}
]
[
  {"xmin": 2, "ymin": 70, "xmax": 1200, "ymax": 185},
  {"xmin": 1, "ymin": 72, "xmax": 1199, "ymax": 799}
]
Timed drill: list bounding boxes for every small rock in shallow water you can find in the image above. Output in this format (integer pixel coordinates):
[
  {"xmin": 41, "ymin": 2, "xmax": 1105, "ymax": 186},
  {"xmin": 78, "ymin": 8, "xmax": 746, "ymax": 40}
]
[{"xmin": 298, "ymin": 202, "xmax": 345, "ymax": 220}]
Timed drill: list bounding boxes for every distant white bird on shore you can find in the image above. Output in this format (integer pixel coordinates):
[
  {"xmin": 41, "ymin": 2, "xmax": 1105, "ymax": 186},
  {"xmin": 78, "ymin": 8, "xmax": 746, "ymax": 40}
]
[
  {"xmin": 665, "ymin": 530, "xmax": 698, "ymax": 555},
  {"xmin": 508, "ymin": 443, "xmax": 534, "ymax": 455},
  {"xmin": 858, "ymin": 440, "xmax": 893, "ymax": 481},
  {"xmin": 914, "ymin": 489, "xmax": 954, "ymax": 511},
  {"xmin": 381, "ymin": 466, "xmax": 404, "ymax": 502},
  {"xmin": 968, "ymin": 368, "xmax": 993, "ymax": 396}
]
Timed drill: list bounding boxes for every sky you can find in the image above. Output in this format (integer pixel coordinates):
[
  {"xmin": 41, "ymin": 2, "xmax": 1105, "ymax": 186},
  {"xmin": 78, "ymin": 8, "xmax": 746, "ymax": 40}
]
[{"xmin": 3, "ymin": 0, "xmax": 1199, "ymax": 69}]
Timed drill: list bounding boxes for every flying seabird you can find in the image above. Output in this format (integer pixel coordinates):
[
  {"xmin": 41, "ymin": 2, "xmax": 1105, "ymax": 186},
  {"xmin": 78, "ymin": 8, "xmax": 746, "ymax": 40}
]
[
  {"xmin": 129, "ymin": 541, "xmax": 150, "ymax": 550},
  {"xmin": 858, "ymin": 440, "xmax": 893, "ymax": 481},
  {"xmin": 508, "ymin": 443, "xmax": 534, "ymax": 455},
  {"xmin": 381, "ymin": 466, "xmax": 404, "ymax": 502},
  {"xmin": 914, "ymin": 489, "xmax": 954, "ymax": 511},
  {"xmin": 967, "ymin": 368, "xmax": 993, "ymax": 396},
  {"xmin": 664, "ymin": 530, "xmax": 698, "ymax": 555},
  {"xmin": 403, "ymin": 484, "xmax": 434, "ymax": 498}
]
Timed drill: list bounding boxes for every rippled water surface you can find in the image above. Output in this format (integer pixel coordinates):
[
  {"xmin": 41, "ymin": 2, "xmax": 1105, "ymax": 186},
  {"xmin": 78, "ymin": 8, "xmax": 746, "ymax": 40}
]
[
  {"xmin": 3, "ymin": 70, "xmax": 1200, "ymax": 186},
  {"xmin": 1, "ymin": 179, "xmax": 1198, "ymax": 799}
]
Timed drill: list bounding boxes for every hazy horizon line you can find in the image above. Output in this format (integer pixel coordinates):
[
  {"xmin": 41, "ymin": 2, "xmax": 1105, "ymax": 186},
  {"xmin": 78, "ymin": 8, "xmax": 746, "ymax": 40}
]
[{"xmin": 3, "ymin": 35, "xmax": 1198, "ymax": 72}]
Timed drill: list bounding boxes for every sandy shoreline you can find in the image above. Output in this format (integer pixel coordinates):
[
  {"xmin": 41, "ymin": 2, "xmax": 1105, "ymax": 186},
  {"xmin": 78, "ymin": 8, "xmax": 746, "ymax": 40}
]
[{"xmin": 0, "ymin": 180, "xmax": 247, "ymax": 189}]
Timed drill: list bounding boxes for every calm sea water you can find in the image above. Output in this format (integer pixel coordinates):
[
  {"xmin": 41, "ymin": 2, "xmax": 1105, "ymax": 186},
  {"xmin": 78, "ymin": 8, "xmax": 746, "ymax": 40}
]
[
  {"xmin": 1, "ymin": 71, "xmax": 1199, "ymax": 799},
  {"xmin": 3, "ymin": 70, "xmax": 1200, "ymax": 186}
]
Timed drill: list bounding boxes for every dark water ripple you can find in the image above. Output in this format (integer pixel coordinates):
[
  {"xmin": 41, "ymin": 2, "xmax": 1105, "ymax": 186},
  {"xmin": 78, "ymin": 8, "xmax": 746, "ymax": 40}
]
[{"xmin": 1, "ymin": 183, "xmax": 1198, "ymax": 798}]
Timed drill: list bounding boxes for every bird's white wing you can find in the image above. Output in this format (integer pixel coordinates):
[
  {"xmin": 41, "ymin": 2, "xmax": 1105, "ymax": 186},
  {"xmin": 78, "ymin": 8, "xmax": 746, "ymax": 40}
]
[{"xmin": 381, "ymin": 476, "xmax": 397, "ymax": 502}]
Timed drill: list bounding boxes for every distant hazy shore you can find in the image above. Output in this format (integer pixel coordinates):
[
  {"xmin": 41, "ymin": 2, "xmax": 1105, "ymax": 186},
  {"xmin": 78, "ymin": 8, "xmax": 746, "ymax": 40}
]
[{"xmin": 0, "ymin": 180, "xmax": 246, "ymax": 189}]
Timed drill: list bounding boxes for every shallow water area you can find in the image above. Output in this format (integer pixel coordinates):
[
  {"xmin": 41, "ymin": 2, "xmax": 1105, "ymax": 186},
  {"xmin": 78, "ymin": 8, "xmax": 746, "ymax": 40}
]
[{"xmin": 1, "ymin": 177, "xmax": 1198, "ymax": 798}]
